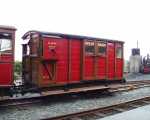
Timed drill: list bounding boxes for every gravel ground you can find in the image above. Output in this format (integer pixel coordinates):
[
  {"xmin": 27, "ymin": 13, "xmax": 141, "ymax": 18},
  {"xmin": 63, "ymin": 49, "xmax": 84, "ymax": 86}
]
[
  {"xmin": 1, "ymin": 73, "xmax": 150, "ymax": 120},
  {"xmin": 125, "ymin": 73, "xmax": 150, "ymax": 81},
  {"xmin": 0, "ymin": 87, "xmax": 150, "ymax": 120}
]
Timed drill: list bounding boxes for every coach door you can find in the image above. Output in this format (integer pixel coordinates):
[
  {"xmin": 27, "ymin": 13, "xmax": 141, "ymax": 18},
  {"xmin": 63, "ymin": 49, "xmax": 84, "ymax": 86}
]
[
  {"xmin": 107, "ymin": 42, "xmax": 115, "ymax": 80},
  {"xmin": 115, "ymin": 43, "xmax": 123, "ymax": 79},
  {"xmin": 95, "ymin": 41, "xmax": 107, "ymax": 79},
  {"xmin": 83, "ymin": 40, "xmax": 95, "ymax": 80},
  {"xmin": 0, "ymin": 32, "xmax": 13, "ymax": 86}
]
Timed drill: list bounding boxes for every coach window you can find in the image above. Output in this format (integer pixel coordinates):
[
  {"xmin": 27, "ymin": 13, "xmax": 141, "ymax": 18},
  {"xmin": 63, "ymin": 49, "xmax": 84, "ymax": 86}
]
[
  {"xmin": 85, "ymin": 41, "xmax": 95, "ymax": 55},
  {"xmin": 116, "ymin": 46, "xmax": 123, "ymax": 58},
  {"xmin": 97, "ymin": 42, "xmax": 106, "ymax": 56},
  {"xmin": 0, "ymin": 33, "xmax": 12, "ymax": 54}
]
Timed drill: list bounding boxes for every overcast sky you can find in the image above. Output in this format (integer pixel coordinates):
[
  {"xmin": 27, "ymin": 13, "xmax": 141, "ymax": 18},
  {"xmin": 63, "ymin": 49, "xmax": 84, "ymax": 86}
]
[{"xmin": 0, "ymin": 0, "xmax": 150, "ymax": 61}]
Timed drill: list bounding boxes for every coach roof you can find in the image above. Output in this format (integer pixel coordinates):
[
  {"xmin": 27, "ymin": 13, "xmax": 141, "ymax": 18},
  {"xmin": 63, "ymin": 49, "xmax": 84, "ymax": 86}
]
[
  {"xmin": 0, "ymin": 25, "xmax": 16, "ymax": 31},
  {"xmin": 22, "ymin": 30, "xmax": 124, "ymax": 43}
]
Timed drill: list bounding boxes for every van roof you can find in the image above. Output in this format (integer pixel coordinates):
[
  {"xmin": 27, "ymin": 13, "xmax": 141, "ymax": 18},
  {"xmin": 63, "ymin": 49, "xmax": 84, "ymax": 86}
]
[
  {"xmin": 22, "ymin": 30, "xmax": 124, "ymax": 43},
  {"xmin": 0, "ymin": 25, "xmax": 16, "ymax": 31}
]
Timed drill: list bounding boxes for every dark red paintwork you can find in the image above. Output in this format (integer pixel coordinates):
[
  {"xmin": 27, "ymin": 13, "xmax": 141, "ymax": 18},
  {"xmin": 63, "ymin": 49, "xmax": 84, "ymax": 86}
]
[
  {"xmin": 22, "ymin": 31, "xmax": 124, "ymax": 87},
  {"xmin": 0, "ymin": 26, "xmax": 16, "ymax": 87},
  {"xmin": 107, "ymin": 42, "xmax": 115, "ymax": 79}
]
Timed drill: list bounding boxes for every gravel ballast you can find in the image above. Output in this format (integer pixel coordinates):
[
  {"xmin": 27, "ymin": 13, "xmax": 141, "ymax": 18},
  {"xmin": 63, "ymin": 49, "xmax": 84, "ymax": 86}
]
[{"xmin": 0, "ymin": 87, "xmax": 150, "ymax": 120}]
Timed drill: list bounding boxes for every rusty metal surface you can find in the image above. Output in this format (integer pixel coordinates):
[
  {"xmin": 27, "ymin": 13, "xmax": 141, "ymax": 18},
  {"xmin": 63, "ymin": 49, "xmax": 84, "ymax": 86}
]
[{"xmin": 41, "ymin": 85, "xmax": 109, "ymax": 96}]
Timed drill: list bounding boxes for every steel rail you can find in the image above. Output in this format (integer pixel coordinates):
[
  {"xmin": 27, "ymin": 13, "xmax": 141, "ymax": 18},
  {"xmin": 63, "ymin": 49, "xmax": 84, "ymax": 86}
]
[
  {"xmin": 42, "ymin": 96, "xmax": 150, "ymax": 120},
  {"xmin": 1, "ymin": 80, "xmax": 150, "ymax": 107}
]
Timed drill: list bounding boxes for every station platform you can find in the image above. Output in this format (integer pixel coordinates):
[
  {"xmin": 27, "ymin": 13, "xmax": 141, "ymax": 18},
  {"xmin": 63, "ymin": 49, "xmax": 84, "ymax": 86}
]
[{"xmin": 99, "ymin": 104, "xmax": 150, "ymax": 120}]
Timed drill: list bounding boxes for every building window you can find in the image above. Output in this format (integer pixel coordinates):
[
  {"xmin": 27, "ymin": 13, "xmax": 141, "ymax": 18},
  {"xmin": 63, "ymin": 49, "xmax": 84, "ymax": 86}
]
[
  {"xmin": 116, "ymin": 47, "xmax": 123, "ymax": 58},
  {"xmin": 0, "ymin": 33, "xmax": 12, "ymax": 54},
  {"xmin": 85, "ymin": 41, "xmax": 95, "ymax": 54},
  {"xmin": 97, "ymin": 42, "xmax": 106, "ymax": 56}
]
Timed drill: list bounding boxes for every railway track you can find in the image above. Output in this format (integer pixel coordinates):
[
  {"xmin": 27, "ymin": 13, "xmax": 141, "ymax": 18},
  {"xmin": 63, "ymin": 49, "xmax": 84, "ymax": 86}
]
[
  {"xmin": 0, "ymin": 80, "xmax": 150, "ymax": 107},
  {"xmin": 0, "ymin": 96, "xmax": 43, "ymax": 107},
  {"xmin": 109, "ymin": 80, "xmax": 150, "ymax": 92},
  {"xmin": 42, "ymin": 96, "xmax": 150, "ymax": 120}
]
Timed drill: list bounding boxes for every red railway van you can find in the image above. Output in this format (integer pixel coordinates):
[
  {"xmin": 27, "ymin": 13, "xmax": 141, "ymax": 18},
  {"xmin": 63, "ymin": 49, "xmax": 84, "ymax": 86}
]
[
  {"xmin": 0, "ymin": 26, "xmax": 16, "ymax": 92},
  {"xmin": 22, "ymin": 31, "xmax": 124, "ymax": 88}
]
